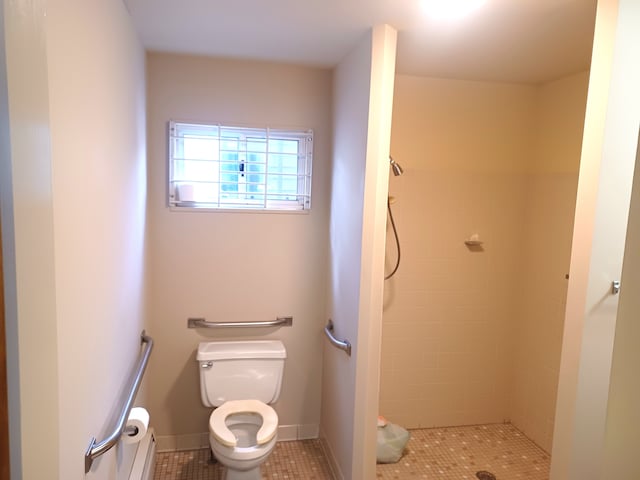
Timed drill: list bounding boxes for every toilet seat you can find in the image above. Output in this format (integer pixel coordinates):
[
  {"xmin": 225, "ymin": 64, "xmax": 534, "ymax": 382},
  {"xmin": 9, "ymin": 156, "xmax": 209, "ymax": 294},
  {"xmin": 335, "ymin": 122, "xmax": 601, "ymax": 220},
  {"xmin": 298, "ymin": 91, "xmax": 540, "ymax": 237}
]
[{"xmin": 210, "ymin": 399, "xmax": 278, "ymax": 448}]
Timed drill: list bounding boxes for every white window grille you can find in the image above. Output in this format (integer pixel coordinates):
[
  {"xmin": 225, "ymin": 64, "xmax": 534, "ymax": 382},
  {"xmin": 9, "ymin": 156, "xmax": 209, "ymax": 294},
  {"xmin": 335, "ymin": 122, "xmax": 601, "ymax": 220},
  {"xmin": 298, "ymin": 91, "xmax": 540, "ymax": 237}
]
[{"xmin": 169, "ymin": 121, "xmax": 313, "ymax": 211}]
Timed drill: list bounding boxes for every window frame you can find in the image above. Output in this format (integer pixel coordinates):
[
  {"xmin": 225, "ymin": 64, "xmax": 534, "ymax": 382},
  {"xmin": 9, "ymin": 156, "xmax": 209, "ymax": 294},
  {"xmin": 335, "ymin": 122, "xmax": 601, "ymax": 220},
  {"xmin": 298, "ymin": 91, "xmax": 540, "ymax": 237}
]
[{"xmin": 168, "ymin": 120, "xmax": 313, "ymax": 213}]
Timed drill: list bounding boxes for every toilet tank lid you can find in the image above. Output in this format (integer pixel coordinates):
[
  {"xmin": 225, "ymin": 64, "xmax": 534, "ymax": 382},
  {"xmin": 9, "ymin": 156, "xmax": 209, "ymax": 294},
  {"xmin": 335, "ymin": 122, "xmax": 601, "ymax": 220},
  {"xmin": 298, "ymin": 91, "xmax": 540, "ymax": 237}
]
[{"xmin": 196, "ymin": 340, "xmax": 286, "ymax": 361}]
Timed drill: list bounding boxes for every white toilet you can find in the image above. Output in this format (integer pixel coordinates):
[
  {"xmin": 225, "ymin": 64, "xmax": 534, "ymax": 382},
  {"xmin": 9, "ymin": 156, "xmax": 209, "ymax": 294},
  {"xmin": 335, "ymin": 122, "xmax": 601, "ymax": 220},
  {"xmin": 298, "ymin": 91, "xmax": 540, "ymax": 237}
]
[{"xmin": 196, "ymin": 340, "xmax": 286, "ymax": 480}]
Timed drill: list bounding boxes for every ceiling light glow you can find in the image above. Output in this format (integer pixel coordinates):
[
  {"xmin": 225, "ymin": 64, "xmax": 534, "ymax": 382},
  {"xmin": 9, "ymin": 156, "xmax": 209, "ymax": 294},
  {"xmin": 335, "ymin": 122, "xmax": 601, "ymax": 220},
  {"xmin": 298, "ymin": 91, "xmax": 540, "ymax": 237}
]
[{"xmin": 421, "ymin": 0, "xmax": 486, "ymax": 19}]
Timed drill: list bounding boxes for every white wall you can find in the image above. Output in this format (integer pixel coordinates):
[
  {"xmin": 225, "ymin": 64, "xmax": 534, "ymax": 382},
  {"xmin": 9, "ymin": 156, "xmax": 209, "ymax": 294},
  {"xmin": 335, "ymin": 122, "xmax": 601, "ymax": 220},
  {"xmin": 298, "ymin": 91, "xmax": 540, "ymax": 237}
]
[
  {"xmin": 1, "ymin": 0, "xmax": 147, "ymax": 478},
  {"xmin": 353, "ymin": 25, "xmax": 397, "ymax": 480},
  {"xmin": 602, "ymin": 129, "xmax": 640, "ymax": 478},
  {"xmin": 0, "ymin": 1, "xmax": 19, "ymax": 475},
  {"xmin": 145, "ymin": 52, "xmax": 332, "ymax": 450},
  {"xmin": 552, "ymin": 0, "xmax": 640, "ymax": 478},
  {"xmin": 321, "ymin": 25, "xmax": 396, "ymax": 480},
  {"xmin": 1, "ymin": 0, "xmax": 59, "ymax": 477},
  {"xmin": 46, "ymin": 1, "xmax": 148, "ymax": 478}
]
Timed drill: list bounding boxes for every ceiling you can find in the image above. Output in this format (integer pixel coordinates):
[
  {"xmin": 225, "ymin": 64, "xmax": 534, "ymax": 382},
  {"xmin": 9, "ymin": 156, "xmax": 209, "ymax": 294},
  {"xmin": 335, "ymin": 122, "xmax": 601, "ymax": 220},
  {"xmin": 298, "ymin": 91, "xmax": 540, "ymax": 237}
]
[{"xmin": 124, "ymin": 0, "xmax": 597, "ymax": 84}]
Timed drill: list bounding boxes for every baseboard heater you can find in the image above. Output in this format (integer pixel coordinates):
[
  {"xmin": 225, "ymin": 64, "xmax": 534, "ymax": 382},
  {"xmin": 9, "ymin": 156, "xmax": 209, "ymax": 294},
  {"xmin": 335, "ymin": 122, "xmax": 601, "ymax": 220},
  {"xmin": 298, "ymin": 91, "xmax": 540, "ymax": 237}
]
[{"xmin": 129, "ymin": 428, "xmax": 156, "ymax": 480}]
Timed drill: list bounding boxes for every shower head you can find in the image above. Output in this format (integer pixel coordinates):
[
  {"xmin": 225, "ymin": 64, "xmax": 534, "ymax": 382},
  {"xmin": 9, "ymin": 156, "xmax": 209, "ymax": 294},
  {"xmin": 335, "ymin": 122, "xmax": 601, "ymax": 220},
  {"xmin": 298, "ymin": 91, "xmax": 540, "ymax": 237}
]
[{"xmin": 389, "ymin": 156, "xmax": 404, "ymax": 176}]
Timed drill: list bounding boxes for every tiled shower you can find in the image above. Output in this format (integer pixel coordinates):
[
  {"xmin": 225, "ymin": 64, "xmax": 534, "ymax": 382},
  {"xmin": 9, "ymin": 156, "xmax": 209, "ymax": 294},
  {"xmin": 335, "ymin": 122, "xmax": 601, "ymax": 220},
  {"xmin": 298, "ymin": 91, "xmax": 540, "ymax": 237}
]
[{"xmin": 380, "ymin": 72, "xmax": 589, "ymax": 454}]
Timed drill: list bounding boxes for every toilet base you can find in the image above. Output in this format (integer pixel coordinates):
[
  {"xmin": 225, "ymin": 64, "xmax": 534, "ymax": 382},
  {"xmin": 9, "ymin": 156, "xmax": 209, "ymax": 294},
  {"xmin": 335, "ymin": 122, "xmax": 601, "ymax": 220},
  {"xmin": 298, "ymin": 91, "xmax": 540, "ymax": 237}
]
[{"xmin": 221, "ymin": 465, "xmax": 262, "ymax": 480}]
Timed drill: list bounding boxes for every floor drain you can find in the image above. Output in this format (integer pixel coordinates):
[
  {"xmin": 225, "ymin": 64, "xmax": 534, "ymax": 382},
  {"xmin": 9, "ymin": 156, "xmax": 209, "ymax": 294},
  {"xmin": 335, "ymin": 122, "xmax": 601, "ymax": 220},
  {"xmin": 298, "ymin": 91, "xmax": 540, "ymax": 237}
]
[{"xmin": 476, "ymin": 472, "xmax": 497, "ymax": 480}]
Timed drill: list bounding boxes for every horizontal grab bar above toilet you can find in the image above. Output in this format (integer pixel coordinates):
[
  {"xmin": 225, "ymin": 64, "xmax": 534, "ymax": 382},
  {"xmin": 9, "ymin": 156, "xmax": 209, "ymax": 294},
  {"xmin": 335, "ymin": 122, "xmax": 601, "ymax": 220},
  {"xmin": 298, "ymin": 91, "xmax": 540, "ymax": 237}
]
[
  {"xmin": 324, "ymin": 319, "xmax": 351, "ymax": 356},
  {"xmin": 188, "ymin": 316, "xmax": 293, "ymax": 329},
  {"xmin": 85, "ymin": 331, "xmax": 153, "ymax": 473}
]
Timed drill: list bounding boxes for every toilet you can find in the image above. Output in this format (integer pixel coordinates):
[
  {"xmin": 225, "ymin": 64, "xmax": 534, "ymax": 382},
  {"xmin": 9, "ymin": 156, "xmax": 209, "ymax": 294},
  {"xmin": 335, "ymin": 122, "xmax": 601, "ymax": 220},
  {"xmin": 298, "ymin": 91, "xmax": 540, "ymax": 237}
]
[{"xmin": 197, "ymin": 340, "xmax": 286, "ymax": 480}]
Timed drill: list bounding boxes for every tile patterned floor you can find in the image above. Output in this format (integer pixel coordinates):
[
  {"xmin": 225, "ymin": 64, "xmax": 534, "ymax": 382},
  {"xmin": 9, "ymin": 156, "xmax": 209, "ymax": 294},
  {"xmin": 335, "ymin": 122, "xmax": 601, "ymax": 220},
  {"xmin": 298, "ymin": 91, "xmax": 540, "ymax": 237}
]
[
  {"xmin": 376, "ymin": 423, "xmax": 550, "ymax": 480},
  {"xmin": 153, "ymin": 439, "xmax": 334, "ymax": 480},
  {"xmin": 154, "ymin": 423, "xmax": 549, "ymax": 480}
]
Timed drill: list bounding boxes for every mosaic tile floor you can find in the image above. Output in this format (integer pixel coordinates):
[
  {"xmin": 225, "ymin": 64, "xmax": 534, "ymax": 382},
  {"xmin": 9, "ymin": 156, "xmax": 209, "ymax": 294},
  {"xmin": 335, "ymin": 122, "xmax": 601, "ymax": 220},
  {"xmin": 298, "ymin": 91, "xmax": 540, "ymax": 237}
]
[
  {"xmin": 153, "ymin": 439, "xmax": 334, "ymax": 480},
  {"xmin": 154, "ymin": 423, "xmax": 549, "ymax": 480},
  {"xmin": 376, "ymin": 423, "xmax": 550, "ymax": 480}
]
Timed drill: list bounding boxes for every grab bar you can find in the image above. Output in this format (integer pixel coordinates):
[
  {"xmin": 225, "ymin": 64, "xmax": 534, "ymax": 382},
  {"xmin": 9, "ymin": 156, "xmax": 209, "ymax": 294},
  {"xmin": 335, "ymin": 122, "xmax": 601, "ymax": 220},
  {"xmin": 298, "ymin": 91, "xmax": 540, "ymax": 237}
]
[
  {"xmin": 324, "ymin": 320, "xmax": 351, "ymax": 356},
  {"xmin": 187, "ymin": 316, "xmax": 293, "ymax": 329},
  {"xmin": 85, "ymin": 331, "xmax": 154, "ymax": 473}
]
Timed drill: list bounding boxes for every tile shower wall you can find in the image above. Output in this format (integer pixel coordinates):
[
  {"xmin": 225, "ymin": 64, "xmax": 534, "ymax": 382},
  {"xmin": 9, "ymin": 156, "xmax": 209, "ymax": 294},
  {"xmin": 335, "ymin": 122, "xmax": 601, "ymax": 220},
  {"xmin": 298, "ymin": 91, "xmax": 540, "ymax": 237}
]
[
  {"xmin": 512, "ymin": 172, "xmax": 577, "ymax": 451},
  {"xmin": 381, "ymin": 73, "xmax": 587, "ymax": 452},
  {"xmin": 511, "ymin": 73, "xmax": 589, "ymax": 451},
  {"xmin": 382, "ymin": 75, "xmax": 536, "ymax": 429},
  {"xmin": 381, "ymin": 169, "xmax": 528, "ymax": 428}
]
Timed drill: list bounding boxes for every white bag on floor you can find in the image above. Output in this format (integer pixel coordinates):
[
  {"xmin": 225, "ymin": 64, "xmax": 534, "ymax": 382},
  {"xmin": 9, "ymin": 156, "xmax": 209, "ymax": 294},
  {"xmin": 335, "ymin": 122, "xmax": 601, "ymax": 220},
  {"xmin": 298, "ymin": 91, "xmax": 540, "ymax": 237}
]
[{"xmin": 376, "ymin": 422, "xmax": 410, "ymax": 463}]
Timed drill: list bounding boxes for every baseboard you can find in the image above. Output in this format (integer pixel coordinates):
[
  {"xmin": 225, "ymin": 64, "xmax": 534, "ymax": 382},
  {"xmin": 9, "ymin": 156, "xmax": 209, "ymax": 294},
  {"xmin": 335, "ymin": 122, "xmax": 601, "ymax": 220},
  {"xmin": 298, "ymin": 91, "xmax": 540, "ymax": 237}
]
[
  {"xmin": 156, "ymin": 424, "xmax": 320, "ymax": 452},
  {"xmin": 156, "ymin": 432, "xmax": 209, "ymax": 452},
  {"xmin": 277, "ymin": 423, "xmax": 320, "ymax": 441},
  {"xmin": 319, "ymin": 428, "xmax": 343, "ymax": 480}
]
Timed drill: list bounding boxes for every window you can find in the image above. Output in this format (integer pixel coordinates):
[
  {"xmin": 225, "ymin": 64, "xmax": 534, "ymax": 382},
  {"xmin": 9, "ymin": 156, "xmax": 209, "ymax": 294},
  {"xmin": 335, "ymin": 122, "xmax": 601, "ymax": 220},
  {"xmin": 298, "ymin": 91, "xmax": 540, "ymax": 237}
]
[{"xmin": 169, "ymin": 121, "xmax": 313, "ymax": 211}]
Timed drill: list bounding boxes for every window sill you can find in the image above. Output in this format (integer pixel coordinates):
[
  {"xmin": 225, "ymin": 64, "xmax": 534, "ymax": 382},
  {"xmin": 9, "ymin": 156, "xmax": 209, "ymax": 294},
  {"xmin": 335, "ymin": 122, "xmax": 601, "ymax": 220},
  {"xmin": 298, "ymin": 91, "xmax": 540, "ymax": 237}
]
[{"xmin": 168, "ymin": 205, "xmax": 311, "ymax": 215}]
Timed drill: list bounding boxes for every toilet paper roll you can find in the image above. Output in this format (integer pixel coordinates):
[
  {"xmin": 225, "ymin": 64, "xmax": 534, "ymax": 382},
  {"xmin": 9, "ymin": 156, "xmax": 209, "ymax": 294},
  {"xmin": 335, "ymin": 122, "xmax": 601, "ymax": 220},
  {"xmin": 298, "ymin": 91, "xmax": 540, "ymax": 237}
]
[
  {"xmin": 123, "ymin": 407, "xmax": 149, "ymax": 444},
  {"xmin": 177, "ymin": 184, "xmax": 195, "ymax": 202}
]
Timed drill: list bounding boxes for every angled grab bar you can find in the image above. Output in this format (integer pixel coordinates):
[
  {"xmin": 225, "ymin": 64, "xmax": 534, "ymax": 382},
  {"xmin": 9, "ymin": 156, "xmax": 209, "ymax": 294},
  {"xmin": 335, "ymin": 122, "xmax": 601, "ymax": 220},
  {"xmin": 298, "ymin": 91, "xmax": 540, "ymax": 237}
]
[
  {"xmin": 85, "ymin": 331, "xmax": 154, "ymax": 473},
  {"xmin": 187, "ymin": 316, "xmax": 293, "ymax": 329},
  {"xmin": 324, "ymin": 319, "xmax": 351, "ymax": 356}
]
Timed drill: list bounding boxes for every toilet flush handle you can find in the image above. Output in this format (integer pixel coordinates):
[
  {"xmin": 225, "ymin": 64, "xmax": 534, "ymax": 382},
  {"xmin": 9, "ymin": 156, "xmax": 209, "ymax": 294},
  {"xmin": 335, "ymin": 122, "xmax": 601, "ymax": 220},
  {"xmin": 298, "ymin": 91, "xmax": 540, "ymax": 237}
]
[{"xmin": 201, "ymin": 361, "xmax": 213, "ymax": 369}]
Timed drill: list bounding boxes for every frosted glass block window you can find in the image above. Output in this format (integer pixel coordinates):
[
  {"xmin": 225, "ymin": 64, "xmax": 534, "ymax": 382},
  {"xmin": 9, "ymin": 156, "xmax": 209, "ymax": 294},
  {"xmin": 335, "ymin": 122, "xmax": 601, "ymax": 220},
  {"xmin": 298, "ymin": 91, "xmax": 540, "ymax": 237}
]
[{"xmin": 169, "ymin": 121, "xmax": 313, "ymax": 211}]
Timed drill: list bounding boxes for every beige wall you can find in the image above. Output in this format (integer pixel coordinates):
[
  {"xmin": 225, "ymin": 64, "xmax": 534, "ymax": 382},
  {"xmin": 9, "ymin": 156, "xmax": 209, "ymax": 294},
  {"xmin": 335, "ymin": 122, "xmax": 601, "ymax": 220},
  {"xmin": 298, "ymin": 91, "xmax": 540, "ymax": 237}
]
[
  {"xmin": 532, "ymin": 73, "xmax": 591, "ymax": 174},
  {"xmin": 145, "ymin": 53, "xmax": 332, "ymax": 450},
  {"xmin": 1, "ymin": 0, "xmax": 147, "ymax": 478},
  {"xmin": 382, "ymin": 72, "xmax": 587, "ymax": 453},
  {"xmin": 321, "ymin": 25, "xmax": 396, "ymax": 480}
]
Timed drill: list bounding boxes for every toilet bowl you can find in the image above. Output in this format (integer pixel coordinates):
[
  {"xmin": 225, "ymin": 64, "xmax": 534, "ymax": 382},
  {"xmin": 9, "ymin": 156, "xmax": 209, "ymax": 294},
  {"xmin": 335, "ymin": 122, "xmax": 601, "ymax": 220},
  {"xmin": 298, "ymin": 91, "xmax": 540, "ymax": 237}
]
[{"xmin": 209, "ymin": 400, "xmax": 279, "ymax": 480}]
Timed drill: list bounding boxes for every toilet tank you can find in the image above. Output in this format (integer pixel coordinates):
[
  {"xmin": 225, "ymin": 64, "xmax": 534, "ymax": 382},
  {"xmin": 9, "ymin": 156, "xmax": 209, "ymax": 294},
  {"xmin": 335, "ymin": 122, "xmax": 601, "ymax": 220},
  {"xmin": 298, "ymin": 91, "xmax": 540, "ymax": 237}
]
[{"xmin": 197, "ymin": 340, "xmax": 286, "ymax": 407}]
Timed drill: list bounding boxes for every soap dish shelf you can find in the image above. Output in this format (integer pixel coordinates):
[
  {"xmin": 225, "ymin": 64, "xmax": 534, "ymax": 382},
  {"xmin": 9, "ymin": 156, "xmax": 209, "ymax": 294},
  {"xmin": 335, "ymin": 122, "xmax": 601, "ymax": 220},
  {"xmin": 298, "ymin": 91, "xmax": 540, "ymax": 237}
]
[{"xmin": 464, "ymin": 240, "xmax": 484, "ymax": 246}]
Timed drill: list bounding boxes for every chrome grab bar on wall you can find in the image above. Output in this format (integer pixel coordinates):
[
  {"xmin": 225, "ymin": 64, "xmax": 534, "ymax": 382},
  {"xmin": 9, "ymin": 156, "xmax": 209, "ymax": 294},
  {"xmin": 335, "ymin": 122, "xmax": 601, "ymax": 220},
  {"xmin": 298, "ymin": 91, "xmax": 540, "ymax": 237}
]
[
  {"xmin": 187, "ymin": 316, "xmax": 293, "ymax": 329},
  {"xmin": 324, "ymin": 319, "xmax": 351, "ymax": 356},
  {"xmin": 85, "ymin": 331, "xmax": 154, "ymax": 473}
]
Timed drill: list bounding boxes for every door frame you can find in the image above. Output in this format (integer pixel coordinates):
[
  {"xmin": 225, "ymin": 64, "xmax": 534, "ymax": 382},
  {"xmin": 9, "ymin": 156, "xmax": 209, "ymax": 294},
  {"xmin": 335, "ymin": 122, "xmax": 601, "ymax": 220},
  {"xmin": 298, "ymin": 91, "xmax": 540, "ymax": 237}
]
[{"xmin": 0, "ymin": 218, "xmax": 9, "ymax": 480}]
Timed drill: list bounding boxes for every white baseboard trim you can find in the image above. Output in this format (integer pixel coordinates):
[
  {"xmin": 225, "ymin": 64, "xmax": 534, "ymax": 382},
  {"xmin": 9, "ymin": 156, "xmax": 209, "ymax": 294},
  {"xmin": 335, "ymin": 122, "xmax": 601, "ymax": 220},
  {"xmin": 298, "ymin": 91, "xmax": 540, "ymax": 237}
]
[
  {"xmin": 276, "ymin": 423, "xmax": 320, "ymax": 441},
  {"xmin": 156, "ymin": 424, "xmax": 320, "ymax": 452},
  {"xmin": 156, "ymin": 432, "xmax": 209, "ymax": 453},
  {"xmin": 319, "ymin": 427, "xmax": 344, "ymax": 480}
]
